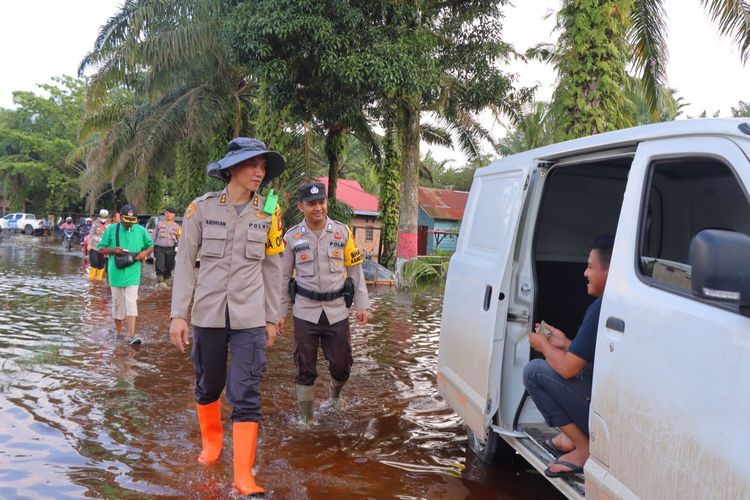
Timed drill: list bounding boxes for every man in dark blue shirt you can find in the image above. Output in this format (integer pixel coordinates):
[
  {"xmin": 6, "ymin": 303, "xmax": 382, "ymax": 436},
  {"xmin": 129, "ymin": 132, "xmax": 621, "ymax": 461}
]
[{"xmin": 523, "ymin": 235, "xmax": 614, "ymax": 478}]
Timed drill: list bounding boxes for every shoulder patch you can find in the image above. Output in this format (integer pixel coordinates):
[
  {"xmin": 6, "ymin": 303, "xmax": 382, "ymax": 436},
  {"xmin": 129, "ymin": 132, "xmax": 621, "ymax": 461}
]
[{"xmin": 185, "ymin": 202, "xmax": 198, "ymax": 219}]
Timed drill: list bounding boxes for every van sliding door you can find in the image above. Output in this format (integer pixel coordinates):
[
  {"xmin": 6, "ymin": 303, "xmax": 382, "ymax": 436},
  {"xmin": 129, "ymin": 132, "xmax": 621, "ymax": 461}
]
[{"xmin": 438, "ymin": 161, "xmax": 534, "ymax": 439}]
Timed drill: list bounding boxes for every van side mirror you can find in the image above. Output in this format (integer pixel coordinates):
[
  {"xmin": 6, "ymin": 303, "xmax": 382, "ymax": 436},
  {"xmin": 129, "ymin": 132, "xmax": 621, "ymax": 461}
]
[{"xmin": 689, "ymin": 229, "xmax": 750, "ymax": 317}]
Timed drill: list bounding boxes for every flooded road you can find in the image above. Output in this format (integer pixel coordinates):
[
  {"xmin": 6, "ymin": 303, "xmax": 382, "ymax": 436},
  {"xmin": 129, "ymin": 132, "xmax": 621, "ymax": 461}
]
[{"xmin": 0, "ymin": 234, "xmax": 562, "ymax": 499}]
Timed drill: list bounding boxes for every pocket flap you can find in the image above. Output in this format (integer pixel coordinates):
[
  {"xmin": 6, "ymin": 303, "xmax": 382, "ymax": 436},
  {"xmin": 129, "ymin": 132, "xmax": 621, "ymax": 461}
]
[
  {"xmin": 328, "ymin": 246, "xmax": 343, "ymax": 260},
  {"xmin": 203, "ymin": 225, "xmax": 227, "ymax": 240},
  {"xmin": 247, "ymin": 228, "xmax": 266, "ymax": 243}
]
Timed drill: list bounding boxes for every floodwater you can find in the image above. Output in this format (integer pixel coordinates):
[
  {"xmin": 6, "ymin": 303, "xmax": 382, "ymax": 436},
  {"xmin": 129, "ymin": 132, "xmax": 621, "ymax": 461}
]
[{"xmin": 0, "ymin": 234, "xmax": 563, "ymax": 499}]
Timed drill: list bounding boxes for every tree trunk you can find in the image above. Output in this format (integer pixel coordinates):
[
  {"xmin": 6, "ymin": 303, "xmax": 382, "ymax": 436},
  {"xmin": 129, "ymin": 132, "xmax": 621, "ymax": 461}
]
[
  {"xmin": 554, "ymin": 0, "xmax": 631, "ymax": 140},
  {"xmin": 325, "ymin": 127, "xmax": 345, "ymax": 201},
  {"xmin": 378, "ymin": 122, "xmax": 400, "ymax": 270},
  {"xmin": 397, "ymin": 103, "xmax": 420, "ymax": 260}
]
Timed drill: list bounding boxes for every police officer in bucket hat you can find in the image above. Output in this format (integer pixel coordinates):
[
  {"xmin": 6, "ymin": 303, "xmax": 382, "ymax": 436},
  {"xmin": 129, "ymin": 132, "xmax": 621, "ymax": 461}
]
[
  {"xmin": 170, "ymin": 137, "xmax": 285, "ymax": 498},
  {"xmin": 277, "ymin": 182, "xmax": 370, "ymax": 425}
]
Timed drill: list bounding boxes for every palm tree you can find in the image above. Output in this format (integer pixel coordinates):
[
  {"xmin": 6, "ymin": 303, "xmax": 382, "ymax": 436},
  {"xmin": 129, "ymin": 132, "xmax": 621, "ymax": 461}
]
[
  {"xmin": 547, "ymin": 0, "xmax": 750, "ymax": 139},
  {"xmin": 497, "ymin": 101, "xmax": 555, "ymax": 157},
  {"xmin": 78, "ymin": 0, "xmax": 256, "ymax": 209}
]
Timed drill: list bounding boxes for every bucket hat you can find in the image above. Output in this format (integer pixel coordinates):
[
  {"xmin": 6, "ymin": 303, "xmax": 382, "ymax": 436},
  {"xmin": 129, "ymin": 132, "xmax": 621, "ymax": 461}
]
[{"xmin": 207, "ymin": 137, "xmax": 285, "ymax": 187}]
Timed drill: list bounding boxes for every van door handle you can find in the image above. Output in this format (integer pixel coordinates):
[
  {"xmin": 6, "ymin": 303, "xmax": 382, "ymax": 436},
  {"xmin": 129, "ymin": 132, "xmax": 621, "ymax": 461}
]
[
  {"xmin": 483, "ymin": 285, "xmax": 492, "ymax": 311},
  {"xmin": 606, "ymin": 317, "xmax": 625, "ymax": 333}
]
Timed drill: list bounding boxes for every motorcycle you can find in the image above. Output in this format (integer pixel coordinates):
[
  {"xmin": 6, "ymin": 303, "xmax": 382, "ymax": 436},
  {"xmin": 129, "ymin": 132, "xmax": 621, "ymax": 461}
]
[{"xmin": 62, "ymin": 229, "xmax": 78, "ymax": 251}]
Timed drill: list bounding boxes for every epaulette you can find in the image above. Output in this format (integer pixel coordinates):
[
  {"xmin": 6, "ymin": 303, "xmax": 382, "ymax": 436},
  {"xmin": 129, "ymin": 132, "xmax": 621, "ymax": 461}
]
[
  {"xmin": 330, "ymin": 219, "xmax": 349, "ymax": 233},
  {"xmin": 284, "ymin": 221, "xmax": 304, "ymax": 237},
  {"xmin": 194, "ymin": 191, "xmax": 221, "ymax": 204}
]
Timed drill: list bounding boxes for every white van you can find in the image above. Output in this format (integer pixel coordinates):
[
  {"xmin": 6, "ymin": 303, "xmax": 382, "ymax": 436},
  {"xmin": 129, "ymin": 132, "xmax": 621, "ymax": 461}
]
[{"xmin": 437, "ymin": 119, "xmax": 750, "ymax": 499}]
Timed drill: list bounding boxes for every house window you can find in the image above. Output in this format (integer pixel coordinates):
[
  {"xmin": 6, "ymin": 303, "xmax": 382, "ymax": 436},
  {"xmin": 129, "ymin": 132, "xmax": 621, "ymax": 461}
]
[{"xmin": 366, "ymin": 228, "xmax": 374, "ymax": 241}]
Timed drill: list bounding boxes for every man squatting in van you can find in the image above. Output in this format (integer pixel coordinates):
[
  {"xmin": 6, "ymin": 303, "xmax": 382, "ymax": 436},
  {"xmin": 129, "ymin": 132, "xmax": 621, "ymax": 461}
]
[
  {"xmin": 523, "ymin": 234, "xmax": 614, "ymax": 478},
  {"xmin": 276, "ymin": 182, "xmax": 370, "ymax": 425},
  {"xmin": 169, "ymin": 137, "xmax": 285, "ymax": 498}
]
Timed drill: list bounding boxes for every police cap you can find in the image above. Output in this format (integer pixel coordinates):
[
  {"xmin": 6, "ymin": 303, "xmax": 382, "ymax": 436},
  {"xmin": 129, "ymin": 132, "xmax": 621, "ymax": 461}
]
[{"xmin": 298, "ymin": 182, "xmax": 326, "ymax": 202}]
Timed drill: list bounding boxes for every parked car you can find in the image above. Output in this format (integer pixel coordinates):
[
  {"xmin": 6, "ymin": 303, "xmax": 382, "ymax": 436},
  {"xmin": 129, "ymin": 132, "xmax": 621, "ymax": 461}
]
[
  {"xmin": 437, "ymin": 119, "xmax": 750, "ymax": 499},
  {"xmin": 0, "ymin": 213, "xmax": 49, "ymax": 235}
]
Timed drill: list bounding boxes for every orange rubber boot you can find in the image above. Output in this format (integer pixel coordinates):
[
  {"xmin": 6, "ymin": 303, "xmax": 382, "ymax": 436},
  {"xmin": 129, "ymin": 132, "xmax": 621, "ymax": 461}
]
[
  {"xmin": 233, "ymin": 422, "xmax": 264, "ymax": 497},
  {"xmin": 196, "ymin": 400, "xmax": 223, "ymax": 465}
]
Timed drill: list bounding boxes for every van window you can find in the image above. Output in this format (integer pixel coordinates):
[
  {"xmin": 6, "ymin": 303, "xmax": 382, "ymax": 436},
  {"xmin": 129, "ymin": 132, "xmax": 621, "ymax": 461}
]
[{"xmin": 638, "ymin": 157, "xmax": 750, "ymax": 295}]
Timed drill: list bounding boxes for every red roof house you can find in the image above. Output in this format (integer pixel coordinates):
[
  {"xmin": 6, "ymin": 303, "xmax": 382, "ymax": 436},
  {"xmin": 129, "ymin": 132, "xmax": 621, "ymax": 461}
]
[
  {"xmin": 320, "ymin": 177, "xmax": 381, "ymax": 260},
  {"xmin": 319, "ymin": 177, "xmax": 379, "ymax": 216}
]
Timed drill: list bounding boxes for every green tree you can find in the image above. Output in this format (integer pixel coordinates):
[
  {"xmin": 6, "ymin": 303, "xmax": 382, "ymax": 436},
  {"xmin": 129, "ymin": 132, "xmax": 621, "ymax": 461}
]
[
  {"xmin": 377, "ymin": 1, "xmax": 521, "ymax": 261},
  {"xmin": 378, "ymin": 120, "xmax": 401, "ymax": 269},
  {"xmin": 497, "ymin": 101, "xmax": 555, "ymax": 156},
  {"xmin": 0, "ymin": 76, "xmax": 86, "ymax": 214},
  {"xmin": 731, "ymin": 100, "xmax": 750, "ymax": 117},
  {"xmin": 79, "ymin": 0, "xmax": 262, "ymax": 210},
  {"xmin": 547, "ymin": 0, "xmax": 750, "ymax": 138},
  {"xmin": 551, "ymin": 0, "xmax": 632, "ymax": 140},
  {"xmin": 224, "ymin": 0, "xmax": 383, "ymax": 203}
]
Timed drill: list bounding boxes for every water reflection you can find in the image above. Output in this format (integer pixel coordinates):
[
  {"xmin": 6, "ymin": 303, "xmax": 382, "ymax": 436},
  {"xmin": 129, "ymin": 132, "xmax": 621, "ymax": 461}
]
[{"xmin": 0, "ymin": 234, "xmax": 561, "ymax": 499}]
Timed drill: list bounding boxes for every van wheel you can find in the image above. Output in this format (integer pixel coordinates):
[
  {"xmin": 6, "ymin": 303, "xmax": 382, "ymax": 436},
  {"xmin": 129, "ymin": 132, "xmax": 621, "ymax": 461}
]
[{"xmin": 466, "ymin": 425, "xmax": 516, "ymax": 464}]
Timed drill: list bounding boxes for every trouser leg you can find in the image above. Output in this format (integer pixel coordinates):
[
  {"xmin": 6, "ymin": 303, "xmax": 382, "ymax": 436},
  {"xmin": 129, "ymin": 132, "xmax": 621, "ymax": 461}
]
[
  {"xmin": 164, "ymin": 247, "xmax": 176, "ymax": 279},
  {"xmin": 523, "ymin": 358, "xmax": 592, "ymax": 435},
  {"xmin": 154, "ymin": 246, "xmax": 166, "ymax": 278},
  {"xmin": 319, "ymin": 315, "xmax": 353, "ymax": 383},
  {"xmin": 89, "ymin": 249, "xmax": 104, "ymax": 269},
  {"xmin": 192, "ymin": 325, "xmax": 230, "ymax": 404},
  {"xmin": 293, "ymin": 316, "xmax": 321, "ymax": 386},
  {"xmin": 226, "ymin": 327, "xmax": 267, "ymax": 422}
]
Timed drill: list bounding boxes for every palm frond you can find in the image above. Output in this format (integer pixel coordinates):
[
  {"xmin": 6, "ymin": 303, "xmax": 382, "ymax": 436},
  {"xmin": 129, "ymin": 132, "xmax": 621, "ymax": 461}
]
[
  {"xmin": 524, "ymin": 42, "xmax": 558, "ymax": 63},
  {"xmin": 700, "ymin": 0, "xmax": 750, "ymax": 63},
  {"xmin": 628, "ymin": 0, "xmax": 669, "ymax": 117},
  {"xmin": 420, "ymin": 123, "xmax": 453, "ymax": 148}
]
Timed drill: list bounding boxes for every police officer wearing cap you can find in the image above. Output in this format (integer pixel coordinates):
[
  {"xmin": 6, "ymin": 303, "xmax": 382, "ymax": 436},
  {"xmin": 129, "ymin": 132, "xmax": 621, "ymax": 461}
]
[
  {"xmin": 153, "ymin": 206, "xmax": 181, "ymax": 287},
  {"xmin": 277, "ymin": 182, "xmax": 370, "ymax": 425},
  {"xmin": 169, "ymin": 137, "xmax": 285, "ymax": 498}
]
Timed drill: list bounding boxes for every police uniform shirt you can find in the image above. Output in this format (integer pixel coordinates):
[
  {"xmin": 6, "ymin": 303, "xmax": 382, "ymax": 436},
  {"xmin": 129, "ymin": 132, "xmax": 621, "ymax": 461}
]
[
  {"xmin": 89, "ymin": 219, "xmax": 108, "ymax": 248},
  {"xmin": 279, "ymin": 218, "xmax": 370, "ymax": 325},
  {"xmin": 153, "ymin": 220, "xmax": 181, "ymax": 247},
  {"xmin": 170, "ymin": 188, "xmax": 284, "ymax": 329}
]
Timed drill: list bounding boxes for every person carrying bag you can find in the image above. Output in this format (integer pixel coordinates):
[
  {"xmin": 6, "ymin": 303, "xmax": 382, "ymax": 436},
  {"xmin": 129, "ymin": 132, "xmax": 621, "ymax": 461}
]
[
  {"xmin": 97, "ymin": 204, "xmax": 154, "ymax": 345},
  {"xmin": 113, "ymin": 223, "xmax": 140, "ymax": 268}
]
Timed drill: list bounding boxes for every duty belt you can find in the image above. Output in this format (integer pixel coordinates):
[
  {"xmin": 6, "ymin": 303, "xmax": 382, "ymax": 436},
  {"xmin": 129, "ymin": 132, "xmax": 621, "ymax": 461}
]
[
  {"xmin": 289, "ymin": 278, "xmax": 354, "ymax": 307},
  {"xmin": 294, "ymin": 283, "xmax": 345, "ymax": 301}
]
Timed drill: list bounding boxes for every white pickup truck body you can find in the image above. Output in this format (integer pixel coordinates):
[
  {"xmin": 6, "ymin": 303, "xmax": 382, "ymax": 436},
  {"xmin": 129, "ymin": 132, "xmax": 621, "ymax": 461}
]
[
  {"xmin": 437, "ymin": 119, "xmax": 750, "ymax": 499},
  {"xmin": 0, "ymin": 213, "xmax": 45, "ymax": 234}
]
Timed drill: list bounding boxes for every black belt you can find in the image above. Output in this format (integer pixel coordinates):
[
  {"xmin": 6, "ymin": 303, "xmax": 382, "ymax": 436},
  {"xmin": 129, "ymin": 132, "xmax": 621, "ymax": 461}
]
[{"xmin": 294, "ymin": 283, "xmax": 346, "ymax": 301}]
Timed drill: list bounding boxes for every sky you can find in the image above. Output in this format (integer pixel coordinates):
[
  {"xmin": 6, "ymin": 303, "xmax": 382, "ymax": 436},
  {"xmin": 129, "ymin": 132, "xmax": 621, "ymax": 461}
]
[{"xmin": 1, "ymin": 0, "xmax": 748, "ymax": 161}]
